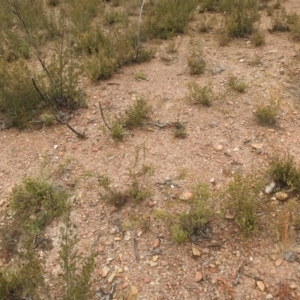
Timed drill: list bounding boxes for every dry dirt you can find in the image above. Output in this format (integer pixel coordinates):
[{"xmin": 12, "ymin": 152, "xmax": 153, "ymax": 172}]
[{"xmin": 1, "ymin": 1, "xmax": 300, "ymax": 299}]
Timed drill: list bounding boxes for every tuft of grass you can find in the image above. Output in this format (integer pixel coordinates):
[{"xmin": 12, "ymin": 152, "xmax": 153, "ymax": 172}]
[
  {"xmin": 268, "ymin": 153, "xmax": 300, "ymax": 192},
  {"xmin": 188, "ymin": 81, "xmax": 214, "ymax": 107},
  {"xmin": 250, "ymin": 30, "xmax": 265, "ymax": 46},
  {"xmin": 253, "ymin": 98, "xmax": 279, "ymax": 125},
  {"xmin": 226, "ymin": 174, "xmax": 264, "ymax": 236},
  {"xmin": 134, "ymin": 71, "xmax": 147, "ymax": 81},
  {"xmin": 228, "ymin": 76, "xmax": 247, "ymax": 93}
]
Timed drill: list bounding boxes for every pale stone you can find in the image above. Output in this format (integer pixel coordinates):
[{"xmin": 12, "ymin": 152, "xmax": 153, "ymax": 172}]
[
  {"xmin": 192, "ymin": 247, "xmax": 201, "ymax": 257},
  {"xmin": 257, "ymin": 281, "xmax": 265, "ymax": 291}
]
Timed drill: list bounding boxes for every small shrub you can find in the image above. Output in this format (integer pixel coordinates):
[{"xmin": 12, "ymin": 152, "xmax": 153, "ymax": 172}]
[
  {"xmin": 188, "ymin": 56, "xmax": 206, "ymax": 75},
  {"xmin": 268, "ymin": 154, "xmax": 300, "ymax": 192},
  {"xmin": 59, "ymin": 213, "xmax": 95, "ymax": 300},
  {"xmin": 124, "ymin": 97, "xmax": 151, "ymax": 129},
  {"xmin": 228, "ymin": 76, "xmax": 247, "ymax": 93},
  {"xmin": 224, "ymin": 0, "xmax": 260, "ymax": 38},
  {"xmin": 164, "ymin": 39, "xmax": 181, "ymax": 54},
  {"xmin": 250, "ymin": 30, "xmax": 265, "ymax": 46},
  {"xmin": 188, "ymin": 39, "xmax": 206, "ymax": 75},
  {"xmin": 226, "ymin": 174, "xmax": 263, "ymax": 236},
  {"xmin": 156, "ymin": 184, "xmax": 212, "ymax": 243},
  {"xmin": 197, "ymin": 14, "xmax": 214, "ymax": 33},
  {"xmin": 171, "ymin": 225, "xmax": 189, "ymax": 244},
  {"xmin": 110, "ymin": 121, "xmax": 125, "ymax": 141},
  {"xmin": 271, "ymin": 8, "xmax": 289, "ymax": 32},
  {"xmin": 289, "ymin": 13, "xmax": 300, "ymax": 41},
  {"xmin": 253, "ymin": 98, "xmax": 279, "ymax": 125},
  {"xmin": 174, "ymin": 122, "xmax": 187, "ymax": 138},
  {"xmin": 98, "ymin": 146, "xmax": 154, "ymax": 206},
  {"xmin": 134, "ymin": 71, "xmax": 147, "ymax": 81},
  {"xmin": 8, "ymin": 177, "xmax": 69, "ymax": 234},
  {"xmin": 198, "ymin": 0, "xmax": 219, "ymax": 12},
  {"xmin": 41, "ymin": 113, "xmax": 55, "ymax": 126},
  {"xmin": 84, "ymin": 54, "xmax": 117, "ymax": 81},
  {"xmin": 48, "ymin": 0, "xmax": 60, "ymax": 6},
  {"xmin": 188, "ymin": 81, "xmax": 214, "ymax": 106},
  {"xmin": 0, "ymin": 59, "xmax": 41, "ymax": 128},
  {"xmin": 143, "ymin": 0, "xmax": 197, "ymax": 39}
]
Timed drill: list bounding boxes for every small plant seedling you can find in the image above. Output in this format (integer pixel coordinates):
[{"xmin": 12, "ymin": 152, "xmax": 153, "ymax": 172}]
[
  {"xmin": 253, "ymin": 98, "xmax": 279, "ymax": 126},
  {"xmin": 188, "ymin": 81, "xmax": 214, "ymax": 107},
  {"xmin": 228, "ymin": 76, "xmax": 247, "ymax": 93},
  {"xmin": 134, "ymin": 71, "xmax": 147, "ymax": 81}
]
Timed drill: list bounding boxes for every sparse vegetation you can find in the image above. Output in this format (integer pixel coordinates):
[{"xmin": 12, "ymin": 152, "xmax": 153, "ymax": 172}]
[
  {"xmin": 188, "ymin": 40, "xmax": 206, "ymax": 75},
  {"xmin": 188, "ymin": 81, "xmax": 214, "ymax": 106},
  {"xmin": 253, "ymin": 98, "xmax": 279, "ymax": 125},
  {"xmin": 134, "ymin": 71, "xmax": 148, "ymax": 81},
  {"xmin": 174, "ymin": 122, "xmax": 187, "ymax": 138},
  {"xmin": 98, "ymin": 145, "xmax": 154, "ymax": 207},
  {"xmin": 228, "ymin": 76, "xmax": 247, "ymax": 93},
  {"xmin": 156, "ymin": 183, "xmax": 212, "ymax": 244},
  {"xmin": 271, "ymin": 8, "xmax": 289, "ymax": 32},
  {"xmin": 225, "ymin": 174, "xmax": 264, "ymax": 236},
  {"xmin": 268, "ymin": 153, "xmax": 300, "ymax": 192},
  {"xmin": 251, "ymin": 30, "xmax": 265, "ymax": 46}
]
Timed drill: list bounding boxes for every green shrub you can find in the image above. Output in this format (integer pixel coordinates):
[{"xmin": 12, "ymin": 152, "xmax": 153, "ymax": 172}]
[
  {"xmin": 271, "ymin": 8, "xmax": 289, "ymax": 32},
  {"xmin": 124, "ymin": 97, "xmax": 151, "ymax": 128},
  {"xmin": 226, "ymin": 174, "xmax": 263, "ymax": 236},
  {"xmin": 268, "ymin": 154, "xmax": 300, "ymax": 192},
  {"xmin": 0, "ymin": 59, "xmax": 41, "ymax": 128},
  {"xmin": 144, "ymin": 0, "xmax": 197, "ymax": 39},
  {"xmin": 188, "ymin": 39, "xmax": 206, "ymax": 75},
  {"xmin": 250, "ymin": 30, "xmax": 265, "ymax": 46},
  {"xmin": 188, "ymin": 81, "xmax": 214, "ymax": 106},
  {"xmin": 84, "ymin": 54, "xmax": 117, "ymax": 81},
  {"xmin": 134, "ymin": 71, "xmax": 148, "ymax": 81},
  {"xmin": 158, "ymin": 183, "xmax": 211, "ymax": 244},
  {"xmin": 0, "ymin": 31, "xmax": 30, "ymax": 62},
  {"xmin": 253, "ymin": 98, "xmax": 279, "ymax": 125},
  {"xmin": 224, "ymin": 0, "xmax": 260, "ymax": 38},
  {"xmin": 59, "ymin": 213, "xmax": 95, "ymax": 300},
  {"xmin": 228, "ymin": 76, "xmax": 247, "ymax": 93},
  {"xmin": 9, "ymin": 177, "xmax": 69, "ymax": 234},
  {"xmin": 288, "ymin": 13, "xmax": 300, "ymax": 41}
]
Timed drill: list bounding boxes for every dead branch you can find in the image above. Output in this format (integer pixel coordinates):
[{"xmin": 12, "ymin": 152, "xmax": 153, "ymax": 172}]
[
  {"xmin": 133, "ymin": 238, "xmax": 140, "ymax": 263},
  {"xmin": 233, "ymin": 261, "xmax": 245, "ymax": 286},
  {"xmin": 98, "ymin": 102, "xmax": 111, "ymax": 130}
]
